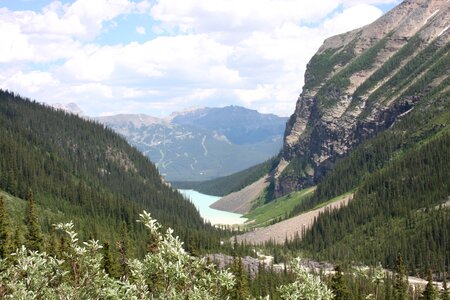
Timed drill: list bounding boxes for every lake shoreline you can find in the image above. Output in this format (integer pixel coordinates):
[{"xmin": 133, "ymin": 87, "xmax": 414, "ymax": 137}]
[{"xmin": 180, "ymin": 189, "xmax": 247, "ymax": 225}]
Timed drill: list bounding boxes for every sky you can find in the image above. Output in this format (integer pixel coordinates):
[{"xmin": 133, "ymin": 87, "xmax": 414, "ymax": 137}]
[{"xmin": 0, "ymin": 0, "xmax": 399, "ymax": 117}]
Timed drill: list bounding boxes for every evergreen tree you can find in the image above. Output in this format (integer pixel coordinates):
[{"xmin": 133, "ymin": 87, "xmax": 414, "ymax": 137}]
[
  {"xmin": 331, "ymin": 265, "xmax": 351, "ymax": 300},
  {"xmin": 11, "ymin": 227, "xmax": 23, "ymax": 253},
  {"xmin": 24, "ymin": 190, "xmax": 42, "ymax": 252},
  {"xmin": 0, "ymin": 91, "xmax": 225, "ymax": 257},
  {"xmin": 231, "ymin": 256, "xmax": 250, "ymax": 300},
  {"xmin": 58, "ymin": 235, "xmax": 67, "ymax": 258},
  {"xmin": 146, "ymin": 230, "xmax": 159, "ymax": 254},
  {"xmin": 393, "ymin": 256, "xmax": 408, "ymax": 300},
  {"xmin": 385, "ymin": 274, "xmax": 393, "ymax": 300},
  {"xmin": 116, "ymin": 222, "xmax": 130, "ymax": 278},
  {"xmin": 187, "ymin": 236, "xmax": 198, "ymax": 257},
  {"xmin": 441, "ymin": 275, "xmax": 449, "ymax": 300},
  {"xmin": 419, "ymin": 270, "xmax": 438, "ymax": 300},
  {"xmin": 47, "ymin": 228, "xmax": 57, "ymax": 257},
  {"xmin": 0, "ymin": 195, "xmax": 11, "ymax": 257},
  {"xmin": 102, "ymin": 241, "xmax": 113, "ymax": 276}
]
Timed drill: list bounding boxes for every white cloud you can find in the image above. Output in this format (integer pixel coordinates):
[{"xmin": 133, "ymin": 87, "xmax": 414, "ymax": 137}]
[
  {"xmin": 0, "ymin": 20, "xmax": 33, "ymax": 62},
  {"xmin": 225, "ymin": 4, "xmax": 385, "ymax": 113},
  {"xmin": 57, "ymin": 34, "xmax": 238, "ymax": 85},
  {"xmin": 136, "ymin": 26, "xmax": 146, "ymax": 35},
  {"xmin": 322, "ymin": 4, "xmax": 383, "ymax": 33},
  {"xmin": 150, "ymin": 0, "xmax": 341, "ymax": 34},
  {"xmin": 71, "ymin": 82, "xmax": 113, "ymax": 98},
  {"xmin": 342, "ymin": 0, "xmax": 399, "ymax": 7},
  {"xmin": 59, "ymin": 45, "xmax": 117, "ymax": 81},
  {"xmin": 0, "ymin": 0, "xmax": 396, "ymax": 117},
  {"xmin": 0, "ymin": 71, "xmax": 59, "ymax": 93},
  {"xmin": 62, "ymin": 0, "xmax": 136, "ymax": 40},
  {"xmin": 0, "ymin": 0, "xmax": 133, "ymax": 64}
]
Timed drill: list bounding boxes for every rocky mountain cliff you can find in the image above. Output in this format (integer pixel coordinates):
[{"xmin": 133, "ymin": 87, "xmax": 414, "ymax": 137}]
[{"xmin": 273, "ymin": 0, "xmax": 450, "ymax": 197}]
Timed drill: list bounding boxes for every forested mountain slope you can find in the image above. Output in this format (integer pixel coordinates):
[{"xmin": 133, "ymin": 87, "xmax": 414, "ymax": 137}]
[
  {"xmin": 219, "ymin": 0, "xmax": 450, "ymax": 275},
  {"xmin": 238, "ymin": 95, "xmax": 450, "ymax": 273},
  {"xmin": 297, "ymin": 113, "xmax": 450, "ymax": 274},
  {"xmin": 272, "ymin": 0, "xmax": 450, "ymax": 197},
  {"xmin": 0, "ymin": 90, "xmax": 222, "ymax": 254}
]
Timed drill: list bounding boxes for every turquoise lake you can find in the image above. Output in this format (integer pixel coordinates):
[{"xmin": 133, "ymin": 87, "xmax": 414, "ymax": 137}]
[{"xmin": 180, "ymin": 189, "xmax": 247, "ymax": 225}]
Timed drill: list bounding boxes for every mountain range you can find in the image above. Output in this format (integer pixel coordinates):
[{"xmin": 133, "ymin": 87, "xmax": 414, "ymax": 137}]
[{"xmin": 96, "ymin": 106, "xmax": 287, "ymax": 181}]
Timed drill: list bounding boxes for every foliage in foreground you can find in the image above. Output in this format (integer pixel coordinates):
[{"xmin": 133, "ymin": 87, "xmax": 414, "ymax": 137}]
[
  {"xmin": 0, "ymin": 211, "xmax": 334, "ymax": 299},
  {"xmin": 277, "ymin": 257, "xmax": 334, "ymax": 300},
  {"xmin": 0, "ymin": 211, "xmax": 234, "ymax": 299}
]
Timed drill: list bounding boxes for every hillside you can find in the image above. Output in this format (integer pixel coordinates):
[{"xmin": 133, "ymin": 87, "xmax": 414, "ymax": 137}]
[
  {"xmin": 0, "ymin": 90, "xmax": 223, "ymax": 254},
  {"xmin": 217, "ymin": 0, "xmax": 450, "ymax": 275},
  {"xmin": 96, "ymin": 106, "xmax": 287, "ymax": 181},
  {"xmin": 173, "ymin": 157, "xmax": 279, "ymax": 196},
  {"xmin": 193, "ymin": 0, "xmax": 449, "ymax": 212},
  {"xmin": 272, "ymin": 0, "xmax": 449, "ymax": 197},
  {"xmin": 297, "ymin": 121, "xmax": 450, "ymax": 274}
]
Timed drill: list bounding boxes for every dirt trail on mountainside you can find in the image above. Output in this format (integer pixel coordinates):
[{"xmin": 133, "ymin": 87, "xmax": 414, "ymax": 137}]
[{"xmin": 235, "ymin": 194, "xmax": 353, "ymax": 244}]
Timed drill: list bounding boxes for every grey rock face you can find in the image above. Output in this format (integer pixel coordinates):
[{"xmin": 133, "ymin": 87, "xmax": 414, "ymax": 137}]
[{"xmin": 275, "ymin": 0, "xmax": 450, "ymax": 197}]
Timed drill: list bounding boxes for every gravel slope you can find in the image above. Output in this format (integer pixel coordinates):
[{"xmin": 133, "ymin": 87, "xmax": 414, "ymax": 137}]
[
  {"xmin": 235, "ymin": 194, "xmax": 353, "ymax": 244},
  {"xmin": 210, "ymin": 175, "xmax": 270, "ymax": 214}
]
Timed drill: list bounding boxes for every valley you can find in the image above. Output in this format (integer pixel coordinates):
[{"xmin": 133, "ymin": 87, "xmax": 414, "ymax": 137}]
[{"xmin": 0, "ymin": 0, "xmax": 449, "ymax": 299}]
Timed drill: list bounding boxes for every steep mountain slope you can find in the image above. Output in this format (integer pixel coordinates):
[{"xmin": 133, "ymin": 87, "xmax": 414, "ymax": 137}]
[
  {"xmin": 272, "ymin": 0, "xmax": 449, "ymax": 197},
  {"xmin": 208, "ymin": 0, "xmax": 450, "ymax": 273},
  {"xmin": 298, "ymin": 120, "xmax": 450, "ymax": 273},
  {"xmin": 0, "ymin": 90, "xmax": 222, "ymax": 253},
  {"xmin": 96, "ymin": 106, "xmax": 287, "ymax": 181}
]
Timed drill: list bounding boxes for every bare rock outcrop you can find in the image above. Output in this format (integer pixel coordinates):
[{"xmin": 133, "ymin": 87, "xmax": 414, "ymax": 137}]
[{"xmin": 275, "ymin": 0, "xmax": 450, "ymax": 197}]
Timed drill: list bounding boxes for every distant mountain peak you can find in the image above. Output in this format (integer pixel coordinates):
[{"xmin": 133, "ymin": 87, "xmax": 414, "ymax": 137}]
[
  {"xmin": 52, "ymin": 102, "xmax": 84, "ymax": 116},
  {"xmin": 94, "ymin": 105, "xmax": 287, "ymax": 181},
  {"xmin": 95, "ymin": 114, "xmax": 167, "ymax": 128},
  {"xmin": 168, "ymin": 106, "xmax": 205, "ymax": 121}
]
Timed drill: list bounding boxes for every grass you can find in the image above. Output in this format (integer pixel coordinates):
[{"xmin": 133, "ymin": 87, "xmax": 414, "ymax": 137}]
[
  {"xmin": 244, "ymin": 187, "xmax": 316, "ymax": 228},
  {"xmin": 0, "ymin": 189, "xmax": 68, "ymax": 235},
  {"xmin": 0, "ymin": 189, "xmax": 129, "ymax": 244},
  {"xmin": 311, "ymin": 191, "xmax": 353, "ymax": 211},
  {"xmin": 1, "ymin": 190, "xmax": 27, "ymax": 224}
]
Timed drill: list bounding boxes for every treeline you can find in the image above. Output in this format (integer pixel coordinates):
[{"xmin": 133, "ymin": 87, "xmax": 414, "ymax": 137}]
[
  {"xmin": 0, "ymin": 90, "xmax": 226, "ymax": 254},
  {"xmin": 172, "ymin": 156, "xmax": 279, "ymax": 196}
]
